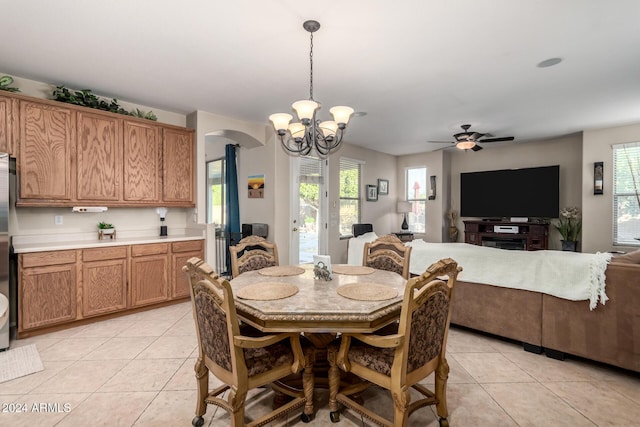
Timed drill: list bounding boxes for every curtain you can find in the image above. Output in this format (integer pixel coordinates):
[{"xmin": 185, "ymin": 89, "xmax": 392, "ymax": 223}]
[{"xmin": 225, "ymin": 144, "xmax": 240, "ymax": 272}]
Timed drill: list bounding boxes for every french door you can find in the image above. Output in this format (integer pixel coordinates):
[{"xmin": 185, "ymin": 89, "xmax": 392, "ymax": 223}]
[{"xmin": 289, "ymin": 156, "xmax": 328, "ymax": 264}]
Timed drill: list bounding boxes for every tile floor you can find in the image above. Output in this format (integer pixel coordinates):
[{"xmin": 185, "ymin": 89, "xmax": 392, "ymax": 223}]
[{"xmin": 1, "ymin": 301, "xmax": 639, "ymax": 426}]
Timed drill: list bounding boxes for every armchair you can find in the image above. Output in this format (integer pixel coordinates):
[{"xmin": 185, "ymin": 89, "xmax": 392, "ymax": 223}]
[
  {"xmin": 229, "ymin": 235, "xmax": 279, "ymax": 278},
  {"xmin": 328, "ymin": 258, "xmax": 461, "ymax": 426},
  {"xmin": 363, "ymin": 234, "xmax": 413, "ymax": 279},
  {"xmin": 183, "ymin": 257, "xmax": 306, "ymax": 427}
]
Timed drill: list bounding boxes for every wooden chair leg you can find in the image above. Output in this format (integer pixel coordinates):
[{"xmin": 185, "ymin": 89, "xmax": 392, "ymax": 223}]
[
  {"xmin": 194, "ymin": 359, "xmax": 208, "ymax": 417},
  {"xmin": 327, "ymin": 346, "xmax": 341, "ymax": 422},
  {"xmin": 435, "ymin": 358, "xmax": 450, "ymax": 419},
  {"xmin": 301, "ymin": 349, "xmax": 315, "ymax": 422}
]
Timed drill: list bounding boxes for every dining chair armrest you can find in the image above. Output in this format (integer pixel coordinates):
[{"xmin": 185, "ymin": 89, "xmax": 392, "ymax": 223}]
[
  {"xmin": 234, "ymin": 332, "xmax": 297, "ymax": 349},
  {"xmin": 346, "ymin": 332, "xmax": 404, "ymax": 349}
]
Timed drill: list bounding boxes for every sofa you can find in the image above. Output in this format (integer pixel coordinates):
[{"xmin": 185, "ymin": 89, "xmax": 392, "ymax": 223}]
[
  {"xmin": 452, "ymin": 259, "xmax": 639, "ymax": 372},
  {"xmin": 347, "ymin": 234, "xmax": 640, "ymax": 372}
]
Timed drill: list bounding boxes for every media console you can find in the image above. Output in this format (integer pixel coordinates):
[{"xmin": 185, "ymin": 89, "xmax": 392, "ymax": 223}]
[{"xmin": 463, "ymin": 220, "xmax": 549, "ymax": 251}]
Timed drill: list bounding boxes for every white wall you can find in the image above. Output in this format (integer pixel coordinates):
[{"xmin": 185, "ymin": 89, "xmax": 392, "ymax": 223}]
[{"xmin": 582, "ymin": 123, "xmax": 640, "ymax": 253}]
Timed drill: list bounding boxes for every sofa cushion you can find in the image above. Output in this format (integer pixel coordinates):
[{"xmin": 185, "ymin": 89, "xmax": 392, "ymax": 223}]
[{"xmin": 613, "ymin": 248, "xmax": 640, "ymax": 264}]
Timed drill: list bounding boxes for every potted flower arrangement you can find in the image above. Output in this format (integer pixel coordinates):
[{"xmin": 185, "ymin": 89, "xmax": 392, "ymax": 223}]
[{"xmin": 555, "ymin": 207, "xmax": 581, "ymax": 251}]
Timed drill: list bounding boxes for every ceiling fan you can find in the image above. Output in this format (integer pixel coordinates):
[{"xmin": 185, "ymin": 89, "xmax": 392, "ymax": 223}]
[{"xmin": 429, "ymin": 124, "xmax": 515, "ymax": 151}]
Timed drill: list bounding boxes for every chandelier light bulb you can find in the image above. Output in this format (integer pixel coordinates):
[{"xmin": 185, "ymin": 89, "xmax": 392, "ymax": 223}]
[
  {"xmin": 319, "ymin": 121, "xmax": 338, "ymax": 139},
  {"xmin": 456, "ymin": 140, "xmax": 476, "ymax": 150},
  {"xmin": 292, "ymin": 100, "xmax": 319, "ymax": 124},
  {"xmin": 288, "ymin": 122, "xmax": 306, "ymax": 140}
]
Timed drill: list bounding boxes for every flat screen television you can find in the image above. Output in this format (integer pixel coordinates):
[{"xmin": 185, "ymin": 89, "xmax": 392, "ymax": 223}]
[{"xmin": 460, "ymin": 165, "xmax": 559, "ymax": 219}]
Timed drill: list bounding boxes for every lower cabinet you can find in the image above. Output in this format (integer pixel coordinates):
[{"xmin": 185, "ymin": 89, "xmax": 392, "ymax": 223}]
[
  {"xmin": 17, "ymin": 238, "xmax": 204, "ymax": 335},
  {"xmin": 171, "ymin": 240, "xmax": 204, "ymax": 299},
  {"xmin": 82, "ymin": 246, "xmax": 128, "ymax": 317},
  {"xmin": 130, "ymin": 243, "xmax": 170, "ymax": 308},
  {"xmin": 19, "ymin": 250, "xmax": 78, "ymax": 331}
]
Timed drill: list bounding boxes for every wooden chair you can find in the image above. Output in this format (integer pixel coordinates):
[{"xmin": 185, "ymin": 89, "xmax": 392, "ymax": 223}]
[
  {"xmin": 363, "ymin": 234, "xmax": 412, "ymax": 279},
  {"xmin": 229, "ymin": 235, "xmax": 279, "ymax": 278},
  {"xmin": 328, "ymin": 258, "xmax": 461, "ymax": 427},
  {"xmin": 183, "ymin": 257, "xmax": 306, "ymax": 427}
]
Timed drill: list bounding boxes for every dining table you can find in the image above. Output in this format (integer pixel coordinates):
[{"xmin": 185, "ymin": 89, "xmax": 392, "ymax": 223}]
[{"xmin": 229, "ymin": 263, "xmax": 407, "ymax": 421}]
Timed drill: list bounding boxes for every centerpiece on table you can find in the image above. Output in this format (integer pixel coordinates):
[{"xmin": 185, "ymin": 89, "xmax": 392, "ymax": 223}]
[
  {"xmin": 555, "ymin": 207, "xmax": 581, "ymax": 251},
  {"xmin": 98, "ymin": 221, "xmax": 116, "ymax": 240}
]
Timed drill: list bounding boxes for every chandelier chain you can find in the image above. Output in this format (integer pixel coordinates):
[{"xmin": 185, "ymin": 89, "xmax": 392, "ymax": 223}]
[{"xmin": 309, "ymin": 31, "xmax": 314, "ymax": 101}]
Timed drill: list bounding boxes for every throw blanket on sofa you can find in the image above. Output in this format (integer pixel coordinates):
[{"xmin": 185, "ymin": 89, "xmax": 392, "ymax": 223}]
[
  {"xmin": 346, "ymin": 234, "xmax": 611, "ymax": 309},
  {"xmin": 406, "ymin": 240, "xmax": 612, "ymax": 309}
]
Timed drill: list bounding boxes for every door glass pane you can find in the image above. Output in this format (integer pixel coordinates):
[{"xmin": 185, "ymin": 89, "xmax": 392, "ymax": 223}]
[
  {"xmin": 298, "ymin": 157, "xmax": 323, "ymax": 263},
  {"xmin": 206, "ymin": 159, "xmax": 225, "ymax": 226}
]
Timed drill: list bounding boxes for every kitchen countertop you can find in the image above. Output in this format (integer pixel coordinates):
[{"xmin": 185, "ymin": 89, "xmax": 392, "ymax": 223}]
[{"xmin": 12, "ymin": 232, "xmax": 205, "ymax": 254}]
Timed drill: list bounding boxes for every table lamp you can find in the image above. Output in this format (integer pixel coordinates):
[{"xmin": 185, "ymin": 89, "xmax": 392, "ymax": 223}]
[{"xmin": 397, "ymin": 201, "xmax": 411, "ymax": 230}]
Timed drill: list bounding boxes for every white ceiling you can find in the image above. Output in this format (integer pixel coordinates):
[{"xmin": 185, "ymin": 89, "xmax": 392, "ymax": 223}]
[{"xmin": 3, "ymin": 0, "xmax": 640, "ymax": 156}]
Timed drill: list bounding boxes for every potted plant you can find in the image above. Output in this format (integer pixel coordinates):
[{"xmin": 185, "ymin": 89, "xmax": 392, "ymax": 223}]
[
  {"xmin": 555, "ymin": 207, "xmax": 581, "ymax": 251},
  {"xmin": 97, "ymin": 221, "xmax": 116, "ymax": 239}
]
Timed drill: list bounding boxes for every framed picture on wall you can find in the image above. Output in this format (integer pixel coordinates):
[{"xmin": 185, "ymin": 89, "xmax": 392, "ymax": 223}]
[
  {"xmin": 366, "ymin": 184, "xmax": 378, "ymax": 201},
  {"xmin": 377, "ymin": 179, "xmax": 389, "ymax": 195}
]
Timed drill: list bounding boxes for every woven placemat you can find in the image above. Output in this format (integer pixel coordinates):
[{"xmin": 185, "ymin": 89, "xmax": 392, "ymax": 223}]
[
  {"xmin": 332, "ymin": 265, "xmax": 375, "ymax": 275},
  {"xmin": 336, "ymin": 282, "xmax": 398, "ymax": 301},
  {"xmin": 236, "ymin": 282, "xmax": 299, "ymax": 300},
  {"xmin": 258, "ymin": 266, "xmax": 305, "ymax": 277}
]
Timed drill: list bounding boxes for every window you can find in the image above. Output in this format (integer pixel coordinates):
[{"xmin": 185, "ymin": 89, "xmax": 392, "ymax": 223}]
[
  {"xmin": 206, "ymin": 158, "xmax": 225, "ymax": 226},
  {"xmin": 339, "ymin": 157, "xmax": 362, "ymax": 236},
  {"xmin": 613, "ymin": 142, "xmax": 640, "ymax": 245},
  {"xmin": 405, "ymin": 167, "xmax": 427, "ymax": 233}
]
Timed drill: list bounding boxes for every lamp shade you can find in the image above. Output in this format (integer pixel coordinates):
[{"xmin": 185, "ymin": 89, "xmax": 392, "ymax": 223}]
[
  {"xmin": 456, "ymin": 140, "xmax": 476, "ymax": 150},
  {"xmin": 397, "ymin": 201, "xmax": 411, "ymax": 213},
  {"xmin": 319, "ymin": 120, "xmax": 338, "ymax": 138},
  {"xmin": 292, "ymin": 100, "xmax": 319, "ymax": 122},
  {"xmin": 330, "ymin": 106, "xmax": 354, "ymax": 126},
  {"xmin": 269, "ymin": 113, "xmax": 293, "ymax": 132},
  {"xmin": 288, "ymin": 122, "xmax": 306, "ymax": 139}
]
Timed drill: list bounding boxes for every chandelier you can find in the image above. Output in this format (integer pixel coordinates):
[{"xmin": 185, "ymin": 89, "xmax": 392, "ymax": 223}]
[{"xmin": 269, "ymin": 20, "xmax": 354, "ymax": 157}]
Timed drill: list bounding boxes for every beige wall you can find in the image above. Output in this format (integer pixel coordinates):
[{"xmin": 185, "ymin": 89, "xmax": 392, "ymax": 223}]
[{"xmin": 582, "ymin": 123, "xmax": 640, "ymax": 253}]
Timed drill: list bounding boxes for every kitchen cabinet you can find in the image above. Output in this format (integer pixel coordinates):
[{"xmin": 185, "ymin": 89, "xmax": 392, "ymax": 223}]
[
  {"xmin": 130, "ymin": 243, "xmax": 169, "ymax": 307},
  {"xmin": 19, "ymin": 250, "xmax": 78, "ymax": 331},
  {"xmin": 163, "ymin": 128, "xmax": 195, "ymax": 204},
  {"xmin": 171, "ymin": 240, "xmax": 204, "ymax": 298},
  {"xmin": 81, "ymin": 246, "xmax": 128, "ymax": 317},
  {"xmin": 76, "ymin": 111, "xmax": 122, "ymax": 201},
  {"xmin": 18, "ymin": 100, "xmax": 74, "ymax": 201},
  {"xmin": 0, "ymin": 94, "xmax": 17, "ymax": 156},
  {"xmin": 12, "ymin": 92, "xmax": 195, "ymax": 207},
  {"xmin": 123, "ymin": 120, "xmax": 161, "ymax": 203}
]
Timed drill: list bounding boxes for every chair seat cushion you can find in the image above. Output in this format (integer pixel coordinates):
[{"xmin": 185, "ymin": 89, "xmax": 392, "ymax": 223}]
[
  {"xmin": 348, "ymin": 342, "xmax": 395, "ymax": 376},
  {"xmin": 244, "ymin": 343, "xmax": 294, "ymax": 377}
]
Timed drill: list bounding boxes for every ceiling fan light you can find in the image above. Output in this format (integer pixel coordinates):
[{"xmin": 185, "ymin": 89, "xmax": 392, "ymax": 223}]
[
  {"xmin": 269, "ymin": 113, "xmax": 293, "ymax": 134},
  {"xmin": 456, "ymin": 140, "xmax": 476, "ymax": 150},
  {"xmin": 292, "ymin": 100, "xmax": 319, "ymax": 124},
  {"xmin": 330, "ymin": 106, "xmax": 354, "ymax": 127}
]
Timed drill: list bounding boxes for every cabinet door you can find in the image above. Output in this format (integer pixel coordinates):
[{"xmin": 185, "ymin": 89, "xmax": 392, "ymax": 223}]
[
  {"xmin": 77, "ymin": 111, "xmax": 122, "ymax": 201},
  {"xmin": 0, "ymin": 95, "xmax": 16, "ymax": 156},
  {"xmin": 171, "ymin": 240, "xmax": 204, "ymax": 299},
  {"xmin": 163, "ymin": 128, "xmax": 195, "ymax": 204},
  {"xmin": 19, "ymin": 101, "xmax": 74, "ymax": 200},
  {"xmin": 20, "ymin": 264, "xmax": 77, "ymax": 330},
  {"xmin": 82, "ymin": 246, "xmax": 128, "ymax": 317},
  {"xmin": 130, "ymin": 254, "xmax": 169, "ymax": 307},
  {"xmin": 123, "ymin": 120, "xmax": 161, "ymax": 202}
]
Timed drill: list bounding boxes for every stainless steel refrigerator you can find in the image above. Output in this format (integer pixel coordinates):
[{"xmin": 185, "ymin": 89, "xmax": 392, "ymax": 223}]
[{"xmin": 0, "ymin": 153, "xmax": 9, "ymax": 350}]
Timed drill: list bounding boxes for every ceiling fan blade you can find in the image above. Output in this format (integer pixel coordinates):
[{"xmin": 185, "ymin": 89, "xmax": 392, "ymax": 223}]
[
  {"xmin": 479, "ymin": 136, "xmax": 515, "ymax": 143},
  {"xmin": 427, "ymin": 140, "xmax": 454, "ymax": 144},
  {"xmin": 471, "ymin": 144, "xmax": 483, "ymax": 151}
]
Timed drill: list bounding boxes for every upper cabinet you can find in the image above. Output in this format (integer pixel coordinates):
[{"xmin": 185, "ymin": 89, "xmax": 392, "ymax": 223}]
[
  {"xmin": 12, "ymin": 93, "xmax": 195, "ymax": 207},
  {"xmin": 77, "ymin": 111, "xmax": 122, "ymax": 201},
  {"xmin": 19, "ymin": 100, "xmax": 74, "ymax": 201},
  {"xmin": 163, "ymin": 128, "xmax": 194, "ymax": 204},
  {"xmin": 123, "ymin": 120, "xmax": 161, "ymax": 203},
  {"xmin": 0, "ymin": 94, "xmax": 17, "ymax": 156}
]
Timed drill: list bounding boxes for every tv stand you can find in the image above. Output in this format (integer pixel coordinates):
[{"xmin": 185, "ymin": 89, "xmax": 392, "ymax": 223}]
[{"xmin": 464, "ymin": 220, "xmax": 548, "ymax": 251}]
